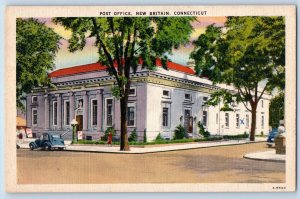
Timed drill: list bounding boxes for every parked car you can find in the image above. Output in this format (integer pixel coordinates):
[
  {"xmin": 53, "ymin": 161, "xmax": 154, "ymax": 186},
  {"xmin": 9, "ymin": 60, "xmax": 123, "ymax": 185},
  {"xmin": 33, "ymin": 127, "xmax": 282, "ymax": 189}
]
[
  {"xmin": 29, "ymin": 132, "xmax": 65, "ymax": 151},
  {"xmin": 266, "ymin": 128, "xmax": 278, "ymax": 148}
]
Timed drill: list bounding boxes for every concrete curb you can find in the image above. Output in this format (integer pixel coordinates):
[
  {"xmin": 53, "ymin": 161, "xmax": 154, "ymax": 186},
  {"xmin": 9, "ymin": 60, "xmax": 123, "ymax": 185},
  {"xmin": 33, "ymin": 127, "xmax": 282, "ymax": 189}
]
[
  {"xmin": 18, "ymin": 140, "xmax": 266, "ymax": 154},
  {"xmin": 243, "ymin": 150, "xmax": 285, "ymax": 163},
  {"xmin": 62, "ymin": 140, "xmax": 266, "ymax": 154}
]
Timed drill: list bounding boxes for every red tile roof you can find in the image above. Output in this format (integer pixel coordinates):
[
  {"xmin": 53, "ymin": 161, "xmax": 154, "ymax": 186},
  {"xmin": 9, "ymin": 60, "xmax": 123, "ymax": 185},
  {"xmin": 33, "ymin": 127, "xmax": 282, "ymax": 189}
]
[
  {"xmin": 49, "ymin": 63, "xmax": 107, "ymax": 78},
  {"xmin": 155, "ymin": 59, "xmax": 195, "ymax": 75},
  {"xmin": 49, "ymin": 59, "xmax": 195, "ymax": 78}
]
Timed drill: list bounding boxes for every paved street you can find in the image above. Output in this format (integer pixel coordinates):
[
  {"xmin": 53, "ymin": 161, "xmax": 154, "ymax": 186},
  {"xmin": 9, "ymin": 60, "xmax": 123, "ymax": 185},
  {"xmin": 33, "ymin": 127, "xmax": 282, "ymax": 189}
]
[{"xmin": 17, "ymin": 142, "xmax": 285, "ymax": 184}]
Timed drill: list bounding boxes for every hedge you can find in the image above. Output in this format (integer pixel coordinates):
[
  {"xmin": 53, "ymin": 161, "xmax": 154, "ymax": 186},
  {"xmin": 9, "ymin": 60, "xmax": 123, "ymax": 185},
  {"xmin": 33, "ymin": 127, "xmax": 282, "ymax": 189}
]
[
  {"xmin": 73, "ymin": 138, "xmax": 222, "ymax": 146},
  {"xmin": 222, "ymin": 133, "xmax": 249, "ymax": 140},
  {"xmin": 73, "ymin": 140, "xmax": 106, "ymax": 144}
]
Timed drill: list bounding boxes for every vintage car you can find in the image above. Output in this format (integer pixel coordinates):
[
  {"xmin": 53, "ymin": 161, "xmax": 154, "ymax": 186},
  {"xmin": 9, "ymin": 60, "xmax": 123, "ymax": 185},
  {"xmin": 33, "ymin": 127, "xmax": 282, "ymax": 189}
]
[
  {"xmin": 266, "ymin": 128, "xmax": 278, "ymax": 148},
  {"xmin": 29, "ymin": 132, "xmax": 65, "ymax": 150}
]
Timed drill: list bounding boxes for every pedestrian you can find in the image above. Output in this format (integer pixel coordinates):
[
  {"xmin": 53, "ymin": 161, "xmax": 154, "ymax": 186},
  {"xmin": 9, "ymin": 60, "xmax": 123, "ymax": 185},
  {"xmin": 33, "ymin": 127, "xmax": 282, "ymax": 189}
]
[{"xmin": 107, "ymin": 131, "xmax": 113, "ymax": 147}]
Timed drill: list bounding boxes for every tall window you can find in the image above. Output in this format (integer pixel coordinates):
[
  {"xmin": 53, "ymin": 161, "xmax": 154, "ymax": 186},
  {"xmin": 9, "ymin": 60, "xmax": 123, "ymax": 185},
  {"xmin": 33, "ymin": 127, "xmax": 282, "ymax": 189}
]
[
  {"xmin": 127, "ymin": 103, "xmax": 135, "ymax": 126},
  {"xmin": 162, "ymin": 107, "xmax": 169, "ymax": 127},
  {"xmin": 91, "ymin": 99, "xmax": 98, "ymax": 126},
  {"xmin": 106, "ymin": 99, "xmax": 113, "ymax": 126},
  {"xmin": 236, "ymin": 114, "xmax": 240, "ymax": 128},
  {"xmin": 53, "ymin": 101, "xmax": 57, "ymax": 126},
  {"xmin": 261, "ymin": 100, "xmax": 264, "ymax": 108},
  {"xmin": 32, "ymin": 96, "xmax": 38, "ymax": 104},
  {"xmin": 78, "ymin": 99, "xmax": 83, "ymax": 108},
  {"xmin": 261, "ymin": 115, "xmax": 264, "ymax": 129},
  {"xmin": 64, "ymin": 101, "xmax": 70, "ymax": 125},
  {"xmin": 246, "ymin": 114, "xmax": 249, "ymax": 128},
  {"xmin": 202, "ymin": 111, "xmax": 208, "ymax": 127},
  {"xmin": 32, "ymin": 108, "xmax": 38, "ymax": 126},
  {"xmin": 216, "ymin": 113, "xmax": 218, "ymax": 124},
  {"xmin": 225, "ymin": 113, "xmax": 229, "ymax": 127}
]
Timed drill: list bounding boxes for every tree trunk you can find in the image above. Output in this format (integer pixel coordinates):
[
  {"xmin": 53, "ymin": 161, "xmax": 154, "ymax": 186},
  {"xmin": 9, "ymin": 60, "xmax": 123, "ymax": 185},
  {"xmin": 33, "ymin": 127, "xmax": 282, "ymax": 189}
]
[
  {"xmin": 250, "ymin": 103, "xmax": 257, "ymax": 141},
  {"xmin": 120, "ymin": 96, "xmax": 130, "ymax": 151}
]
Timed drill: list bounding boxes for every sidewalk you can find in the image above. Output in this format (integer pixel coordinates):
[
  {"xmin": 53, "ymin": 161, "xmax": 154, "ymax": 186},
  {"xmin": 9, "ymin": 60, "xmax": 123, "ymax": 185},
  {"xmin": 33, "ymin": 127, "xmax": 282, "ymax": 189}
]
[
  {"xmin": 18, "ymin": 137, "xmax": 267, "ymax": 154},
  {"xmin": 243, "ymin": 150, "xmax": 285, "ymax": 162}
]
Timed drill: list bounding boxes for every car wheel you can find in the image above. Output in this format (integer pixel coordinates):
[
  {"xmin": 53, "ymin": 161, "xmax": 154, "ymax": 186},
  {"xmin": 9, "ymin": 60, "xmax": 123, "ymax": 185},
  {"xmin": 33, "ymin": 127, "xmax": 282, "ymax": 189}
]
[
  {"xmin": 45, "ymin": 144, "xmax": 51, "ymax": 151},
  {"xmin": 42, "ymin": 144, "xmax": 48, "ymax": 151},
  {"xmin": 58, "ymin": 147, "xmax": 64, "ymax": 151},
  {"xmin": 29, "ymin": 144, "xmax": 34, "ymax": 150}
]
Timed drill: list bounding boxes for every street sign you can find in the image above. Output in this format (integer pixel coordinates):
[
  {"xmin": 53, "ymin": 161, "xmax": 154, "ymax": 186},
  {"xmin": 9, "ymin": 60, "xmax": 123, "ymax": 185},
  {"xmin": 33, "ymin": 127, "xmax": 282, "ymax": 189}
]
[{"xmin": 77, "ymin": 131, "xmax": 83, "ymax": 140}]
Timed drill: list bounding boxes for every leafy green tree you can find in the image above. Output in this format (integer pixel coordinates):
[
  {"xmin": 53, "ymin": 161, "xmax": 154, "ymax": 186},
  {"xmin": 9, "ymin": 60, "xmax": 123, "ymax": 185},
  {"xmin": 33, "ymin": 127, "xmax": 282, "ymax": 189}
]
[
  {"xmin": 54, "ymin": 17, "xmax": 195, "ymax": 150},
  {"xmin": 191, "ymin": 17, "xmax": 285, "ymax": 141},
  {"xmin": 17, "ymin": 18, "xmax": 61, "ymax": 108},
  {"xmin": 269, "ymin": 92, "xmax": 284, "ymax": 128}
]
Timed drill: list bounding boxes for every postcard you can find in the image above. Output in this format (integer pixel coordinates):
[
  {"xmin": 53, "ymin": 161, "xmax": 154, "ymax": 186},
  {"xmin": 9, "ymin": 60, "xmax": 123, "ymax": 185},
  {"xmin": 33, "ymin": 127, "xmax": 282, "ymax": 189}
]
[{"xmin": 5, "ymin": 5, "xmax": 296, "ymax": 192}]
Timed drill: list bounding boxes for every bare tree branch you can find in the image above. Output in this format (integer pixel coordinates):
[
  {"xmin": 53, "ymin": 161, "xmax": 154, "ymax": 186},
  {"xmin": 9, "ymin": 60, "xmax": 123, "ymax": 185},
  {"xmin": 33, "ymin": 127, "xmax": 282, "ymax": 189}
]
[
  {"xmin": 258, "ymin": 84, "xmax": 268, "ymax": 101},
  {"xmin": 108, "ymin": 18, "xmax": 122, "ymax": 72},
  {"xmin": 91, "ymin": 18, "xmax": 120, "ymax": 84},
  {"xmin": 237, "ymin": 87, "xmax": 252, "ymax": 111}
]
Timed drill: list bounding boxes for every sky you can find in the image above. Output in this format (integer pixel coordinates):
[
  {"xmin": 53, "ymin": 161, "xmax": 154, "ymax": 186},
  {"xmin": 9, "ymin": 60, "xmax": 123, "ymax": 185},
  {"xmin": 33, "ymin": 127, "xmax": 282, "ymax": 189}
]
[{"xmin": 39, "ymin": 17, "xmax": 227, "ymax": 70}]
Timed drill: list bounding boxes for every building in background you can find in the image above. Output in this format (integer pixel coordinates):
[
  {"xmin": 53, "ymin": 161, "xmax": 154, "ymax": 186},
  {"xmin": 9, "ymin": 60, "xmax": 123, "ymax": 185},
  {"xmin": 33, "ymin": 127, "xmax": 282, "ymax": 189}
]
[{"xmin": 25, "ymin": 60, "xmax": 271, "ymax": 141}]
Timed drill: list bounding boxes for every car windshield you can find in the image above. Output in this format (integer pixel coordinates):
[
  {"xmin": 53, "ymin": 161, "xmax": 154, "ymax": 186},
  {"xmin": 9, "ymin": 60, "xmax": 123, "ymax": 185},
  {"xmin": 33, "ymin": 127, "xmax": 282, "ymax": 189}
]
[
  {"xmin": 52, "ymin": 134, "xmax": 60, "ymax": 138},
  {"xmin": 42, "ymin": 134, "xmax": 49, "ymax": 140}
]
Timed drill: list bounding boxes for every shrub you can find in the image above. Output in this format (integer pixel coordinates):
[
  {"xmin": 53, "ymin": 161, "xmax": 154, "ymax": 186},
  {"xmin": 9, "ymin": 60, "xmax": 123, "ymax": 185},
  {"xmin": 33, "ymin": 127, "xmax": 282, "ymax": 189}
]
[
  {"xmin": 260, "ymin": 131, "xmax": 264, "ymax": 136},
  {"xmin": 128, "ymin": 128, "xmax": 138, "ymax": 142},
  {"xmin": 143, "ymin": 128, "xmax": 147, "ymax": 143},
  {"xmin": 194, "ymin": 137, "xmax": 222, "ymax": 142},
  {"xmin": 223, "ymin": 133, "xmax": 249, "ymax": 140},
  {"xmin": 103, "ymin": 126, "xmax": 115, "ymax": 141},
  {"xmin": 155, "ymin": 133, "xmax": 164, "ymax": 141},
  {"xmin": 75, "ymin": 140, "xmax": 106, "ymax": 145},
  {"xmin": 197, "ymin": 121, "xmax": 210, "ymax": 138},
  {"xmin": 173, "ymin": 124, "xmax": 186, "ymax": 140}
]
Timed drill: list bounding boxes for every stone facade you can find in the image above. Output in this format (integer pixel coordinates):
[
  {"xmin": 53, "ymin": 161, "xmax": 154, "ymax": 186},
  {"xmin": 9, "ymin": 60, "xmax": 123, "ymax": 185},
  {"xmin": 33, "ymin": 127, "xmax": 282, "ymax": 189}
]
[{"xmin": 26, "ymin": 62, "xmax": 271, "ymax": 141}]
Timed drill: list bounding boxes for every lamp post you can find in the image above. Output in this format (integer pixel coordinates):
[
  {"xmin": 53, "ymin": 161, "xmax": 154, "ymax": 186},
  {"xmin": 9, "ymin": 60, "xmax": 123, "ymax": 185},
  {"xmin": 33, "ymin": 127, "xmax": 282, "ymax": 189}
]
[{"xmin": 70, "ymin": 119, "xmax": 78, "ymax": 143}]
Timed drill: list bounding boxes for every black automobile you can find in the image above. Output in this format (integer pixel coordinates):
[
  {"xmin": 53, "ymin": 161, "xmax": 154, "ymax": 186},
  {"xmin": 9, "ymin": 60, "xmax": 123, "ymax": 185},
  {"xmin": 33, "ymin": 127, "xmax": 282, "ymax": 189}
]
[{"xmin": 29, "ymin": 132, "xmax": 65, "ymax": 150}]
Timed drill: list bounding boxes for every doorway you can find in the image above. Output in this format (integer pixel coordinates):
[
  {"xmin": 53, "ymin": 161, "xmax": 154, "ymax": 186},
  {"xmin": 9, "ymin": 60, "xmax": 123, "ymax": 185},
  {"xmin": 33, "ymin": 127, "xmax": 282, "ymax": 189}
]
[
  {"xmin": 76, "ymin": 115, "xmax": 83, "ymax": 131},
  {"xmin": 184, "ymin": 109, "xmax": 193, "ymax": 134}
]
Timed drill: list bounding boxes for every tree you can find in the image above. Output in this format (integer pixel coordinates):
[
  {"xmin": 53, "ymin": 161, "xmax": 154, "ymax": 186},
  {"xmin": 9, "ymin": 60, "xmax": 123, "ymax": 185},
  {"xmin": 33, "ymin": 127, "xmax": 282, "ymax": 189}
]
[
  {"xmin": 17, "ymin": 18, "xmax": 61, "ymax": 108},
  {"xmin": 54, "ymin": 17, "xmax": 195, "ymax": 151},
  {"xmin": 191, "ymin": 17, "xmax": 285, "ymax": 141},
  {"xmin": 269, "ymin": 92, "xmax": 284, "ymax": 128}
]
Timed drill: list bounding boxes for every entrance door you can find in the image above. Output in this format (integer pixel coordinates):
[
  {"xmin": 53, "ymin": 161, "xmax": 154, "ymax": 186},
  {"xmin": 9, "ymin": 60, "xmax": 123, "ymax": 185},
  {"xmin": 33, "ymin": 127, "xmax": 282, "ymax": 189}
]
[
  {"xmin": 76, "ymin": 115, "xmax": 83, "ymax": 131},
  {"xmin": 184, "ymin": 109, "xmax": 193, "ymax": 133},
  {"xmin": 188, "ymin": 116, "xmax": 193, "ymax": 134}
]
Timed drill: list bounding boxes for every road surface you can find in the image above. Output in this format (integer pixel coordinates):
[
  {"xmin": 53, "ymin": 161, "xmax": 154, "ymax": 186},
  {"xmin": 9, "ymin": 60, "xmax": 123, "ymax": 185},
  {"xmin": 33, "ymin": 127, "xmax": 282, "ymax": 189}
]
[{"xmin": 17, "ymin": 142, "xmax": 285, "ymax": 184}]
